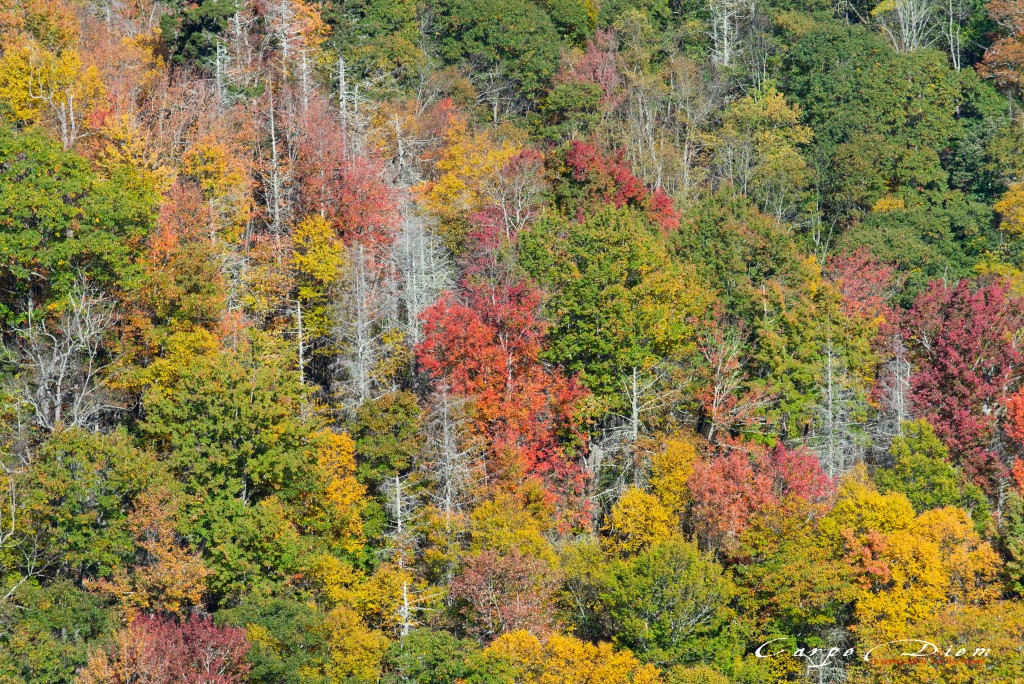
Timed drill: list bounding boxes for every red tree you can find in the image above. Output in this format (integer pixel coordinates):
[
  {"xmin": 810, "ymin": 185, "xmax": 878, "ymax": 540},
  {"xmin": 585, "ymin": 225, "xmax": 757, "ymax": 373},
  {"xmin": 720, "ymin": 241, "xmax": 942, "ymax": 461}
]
[
  {"xmin": 554, "ymin": 29, "xmax": 624, "ymax": 110},
  {"xmin": 558, "ymin": 141, "xmax": 680, "ymax": 232},
  {"xmin": 449, "ymin": 549, "xmax": 557, "ymax": 641},
  {"xmin": 826, "ymin": 247, "xmax": 897, "ymax": 324},
  {"xmin": 80, "ymin": 614, "xmax": 250, "ymax": 684},
  {"xmin": 690, "ymin": 439, "xmax": 833, "ymax": 552},
  {"xmin": 294, "ymin": 96, "xmax": 399, "ymax": 247},
  {"xmin": 417, "ymin": 282, "xmax": 588, "ymax": 503},
  {"xmin": 903, "ymin": 279, "xmax": 1024, "ymax": 491},
  {"xmin": 979, "ymin": 0, "xmax": 1024, "ymax": 92}
]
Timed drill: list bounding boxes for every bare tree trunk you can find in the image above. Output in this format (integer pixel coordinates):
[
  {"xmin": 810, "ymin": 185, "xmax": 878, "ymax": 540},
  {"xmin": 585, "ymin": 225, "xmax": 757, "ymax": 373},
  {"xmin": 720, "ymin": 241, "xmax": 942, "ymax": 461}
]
[
  {"xmin": 709, "ymin": 0, "xmax": 741, "ymax": 68},
  {"xmin": 392, "ymin": 205, "xmax": 451, "ymax": 348},
  {"xmin": 811, "ymin": 323, "xmax": 865, "ymax": 478},
  {"xmin": 12, "ymin": 282, "xmax": 118, "ymax": 432},
  {"xmin": 423, "ymin": 388, "xmax": 475, "ymax": 527}
]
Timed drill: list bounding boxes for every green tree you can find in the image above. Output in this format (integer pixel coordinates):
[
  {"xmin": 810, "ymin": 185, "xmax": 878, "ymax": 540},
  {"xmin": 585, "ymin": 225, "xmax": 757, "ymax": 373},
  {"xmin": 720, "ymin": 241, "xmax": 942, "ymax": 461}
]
[
  {"xmin": 599, "ymin": 535, "xmax": 734, "ymax": 665},
  {"xmin": 138, "ymin": 330, "xmax": 320, "ymax": 603},
  {"xmin": 221, "ymin": 597, "xmax": 331, "ymax": 684},
  {"xmin": 520, "ymin": 206, "xmax": 708, "ymax": 410},
  {"xmin": 160, "ymin": 0, "xmax": 238, "ymax": 68},
  {"xmin": 0, "ymin": 124, "xmax": 155, "ymax": 323},
  {"xmin": 781, "ymin": 21, "xmax": 1011, "ymax": 286},
  {"xmin": 321, "ymin": 0, "xmax": 425, "ymax": 86},
  {"xmin": 673, "ymin": 192, "xmax": 805, "ymax": 322},
  {"xmin": 733, "ymin": 501, "xmax": 857, "ymax": 661},
  {"xmin": 432, "ymin": 0, "xmax": 563, "ymax": 104},
  {"xmin": 13, "ymin": 428, "xmax": 165, "ymax": 583},
  {"xmin": 380, "ymin": 629, "xmax": 502, "ymax": 684},
  {"xmin": 0, "ymin": 581, "xmax": 112, "ymax": 684},
  {"xmin": 1001, "ymin": 491, "xmax": 1024, "ymax": 595},
  {"xmin": 874, "ymin": 420, "xmax": 990, "ymax": 525},
  {"xmin": 351, "ymin": 390, "xmax": 424, "ymax": 490}
]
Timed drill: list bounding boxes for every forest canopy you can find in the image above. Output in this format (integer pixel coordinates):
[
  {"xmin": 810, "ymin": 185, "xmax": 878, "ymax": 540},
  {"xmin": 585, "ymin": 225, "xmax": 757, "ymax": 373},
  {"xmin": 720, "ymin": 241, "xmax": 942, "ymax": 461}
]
[{"xmin": 3, "ymin": 0, "xmax": 1024, "ymax": 682}]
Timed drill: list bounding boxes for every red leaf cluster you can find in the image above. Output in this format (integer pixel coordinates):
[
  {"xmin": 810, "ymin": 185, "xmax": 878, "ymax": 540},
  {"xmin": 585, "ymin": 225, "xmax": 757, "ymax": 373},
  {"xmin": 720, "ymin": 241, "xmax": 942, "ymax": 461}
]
[
  {"xmin": 84, "ymin": 615, "xmax": 250, "ymax": 684},
  {"xmin": 690, "ymin": 439, "xmax": 833, "ymax": 552},
  {"xmin": 417, "ymin": 283, "xmax": 588, "ymax": 498},
  {"xmin": 449, "ymin": 549, "xmax": 557, "ymax": 640},
  {"xmin": 903, "ymin": 279, "xmax": 1024, "ymax": 491},
  {"xmin": 294, "ymin": 97, "xmax": 399, "ymax": 246},
  {"xmin": 562, "ymin": 141, "xmax": 680, "ymax": 232},
  {"xmin": 554, "ymin": 29, "xmax": 624, "ymax": 110}
]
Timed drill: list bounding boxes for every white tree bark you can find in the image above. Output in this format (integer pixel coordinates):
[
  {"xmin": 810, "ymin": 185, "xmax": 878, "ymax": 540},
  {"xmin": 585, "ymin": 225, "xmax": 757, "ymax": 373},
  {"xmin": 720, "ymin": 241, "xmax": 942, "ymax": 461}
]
[{"xmin": 12, "ymin": 283, "xmax": 117, "ymax": 432}]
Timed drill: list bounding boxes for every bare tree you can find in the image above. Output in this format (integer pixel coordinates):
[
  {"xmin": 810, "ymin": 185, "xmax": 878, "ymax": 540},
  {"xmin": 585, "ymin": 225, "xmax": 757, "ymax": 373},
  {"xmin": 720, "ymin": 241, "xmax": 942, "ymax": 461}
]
[
  {"xmin": 709, "ymin": 0, "xmax": 743, "ymax": 68},
  {"xmin": 333, "ymin": 243, "xmax": 390, "ymax": 409},
  {"xmin": 381, "ymin": 473, "xmax": 421, "ymax": 538},
  {"xmin": 0, "ymin": 456, "xmax": 27, "ymax": 604},
  {"xmin": 810, "ymin": 325, "xmax": 867, "ymax": 478},
  {"xmin": 0, "ymin": 415, "xmax": 44, "ymax": 606},
  {"xmin": 395, "ymin": 580, "xmax": 440, "ymax": 636},
  {"xmin": 473, "ymin": 70, "xmax": 516, "ymax": 124},
  {"xmin": 12, "ymin": 283, "xmax": 118, "ymax": 432},
  {"xmin": 875, "ymin": 0, "xmax": 936, "ymax": 53},
  {"xmin": 260, "ymin": 82, "xmax": 293, "ymax": 236},
  {"xmin": 420, "ymin": 388, "xmax": 477, "ymax": 529},
  {"xmin": 489, "ymin": 153, "xmax": 546, "ymax": 240},
  {"xmin": 872, "ymin": 334, "xmax": 913, "ymax": 461},
  {"xmin": 936, "ymin": 0, "xmax": 974, "ymax": 70},
  {"xmin": 391, "ymin": 205, "xmax": 451, "ymax": 348}
]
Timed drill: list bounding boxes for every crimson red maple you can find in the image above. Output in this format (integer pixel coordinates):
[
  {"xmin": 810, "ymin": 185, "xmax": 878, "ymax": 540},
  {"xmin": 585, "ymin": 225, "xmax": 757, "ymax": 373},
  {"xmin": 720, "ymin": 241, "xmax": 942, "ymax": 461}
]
[
  {"xmin": 903, "ymin": 279, "xmax": 1024, "ymax": 491},
  {"xmin": 416, "ymin": 282, "xmax": 588, "ymax": 503},
  {"xmin": 559, "ymin": 141, "xmax": 680, "ymax": 232},
  {"xmin": 690, "ymin": 439, "xmax": 833, "ymax": 552}
]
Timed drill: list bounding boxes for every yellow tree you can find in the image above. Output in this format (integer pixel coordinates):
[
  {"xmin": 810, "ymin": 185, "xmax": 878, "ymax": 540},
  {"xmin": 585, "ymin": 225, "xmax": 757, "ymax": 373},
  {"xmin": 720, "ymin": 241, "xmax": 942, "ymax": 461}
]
[
  {"xmin": 416, "ymin": 119, "xmax": 523, "ymax": 243},
  {"xmin": 292, "ymin": 214, "xmax": 346, "ymax": 358},
  {"xmin": 825, "ymin": 468, "xmax": 1005, "ymax": 647},
  {"xmin": 648, "ymin": 432, "xmax": 699, "ymax": 518},
  {"xmin": 0, "ymin": 39, "xmax": 105, "ymax": 149},
  {"xmin": 484, "ymin": 630, "xmax": 663, "ymax": 684},
  {"xmin": 182, "ymin": 137, "xmax": 254, "ymax": 240},
  {"xmin": 298, "ymin": 429, "xmax": 366, "ymax": 554},
  {"xmin": 916, "ymin": 506, "xmax": 1000, "ymax": 606},
  {"xmin": 602, "ymin": 488, "xmax": 675, "ymax": 556},
  {"xmin": 303, "ymin": 554, "xmax": 407, "ymax": 683}
]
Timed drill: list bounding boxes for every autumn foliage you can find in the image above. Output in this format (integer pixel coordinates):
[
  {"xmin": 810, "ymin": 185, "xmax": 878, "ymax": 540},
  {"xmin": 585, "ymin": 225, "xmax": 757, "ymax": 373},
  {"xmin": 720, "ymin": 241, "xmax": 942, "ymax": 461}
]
[{"xmin": 5, "ymin": 1, "xmax": 1024, "ymax": 683}]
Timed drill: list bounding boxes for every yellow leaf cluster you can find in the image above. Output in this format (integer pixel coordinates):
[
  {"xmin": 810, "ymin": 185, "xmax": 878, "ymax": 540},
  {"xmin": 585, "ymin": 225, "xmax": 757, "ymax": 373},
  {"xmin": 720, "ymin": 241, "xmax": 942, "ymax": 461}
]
[
  {"xmin": 995, "ymin": 181, "xmax": 1024, "ymax": 237},
  {"xmin": 602, "ymin": 487, "xmax": 675, "ymax": 556},
  {"xmin": 469, "ymin": 494, "xmax": 560, "ymax": 568},
  {"xmin": 855, "ymin": 528, "xmax": 949, "ymax": 641},
  {"xmin": 292, "ymin": 214, "xmax": 345, "ymax": 339},
  {"xmin": 304, "ymin": 554, "xmax": 407, "ymax": 682},
  {"xmin": 96, "ymin": 112, "xmax": 176, "ymax": 193},
  {"xmin": 872, "ymin": 194, "xmax": 907, "ymax": 213},
  {"xmin": 417, "ymin": 121, "xmax": 522, "ymax": 223},
  {"xmin": 321, "ymin": 605, "xmax": 390, "ymax": 683},
  {"xmin": 821, "ymin": 464, "xmax": 915, "ymax": 541},
  {"xmin": 916, "ymin": 506, "xmax": 1001, "ymax": 606},
  {"xmin": 650, "ymin": 433, "xmax": 698, "ymax": 517},
  {"xmin": 0, "ymin": 39, "xmax": 105, "ymax": 132},
  {"xmin": 826, "ymin": 467, "xmax": 1003, "ymax": 643},
  {"xmin": 312, "ymin": 429, "xmax": 366, "ymax": 552},
  {"xmin": 88, "ymin": 488, "xmax": 209, "ymax": 617},
  {"xmin": 182, "ymin": 138, "xmax": 253, "ymax": 237},
  {"xmin": 485, "ymin": 630, "xmax": 663, "ymax": 684}
]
